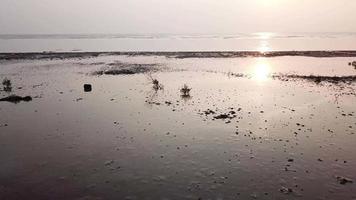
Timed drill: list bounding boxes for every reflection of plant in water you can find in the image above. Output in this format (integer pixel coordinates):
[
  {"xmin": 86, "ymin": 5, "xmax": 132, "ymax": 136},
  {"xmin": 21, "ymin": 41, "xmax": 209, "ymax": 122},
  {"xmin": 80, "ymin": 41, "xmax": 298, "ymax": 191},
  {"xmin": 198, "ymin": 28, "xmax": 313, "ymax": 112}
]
[
  {"xmin": 2, "ymin": 78, "xmax": 12, "ymax": 92},
  {"xmin": 180, "ymin": 84, "xmax": 191, "ymax": 98},
  {"xmin": 145, "ymin": 89, "xmax": 159, "ymax": 105}
]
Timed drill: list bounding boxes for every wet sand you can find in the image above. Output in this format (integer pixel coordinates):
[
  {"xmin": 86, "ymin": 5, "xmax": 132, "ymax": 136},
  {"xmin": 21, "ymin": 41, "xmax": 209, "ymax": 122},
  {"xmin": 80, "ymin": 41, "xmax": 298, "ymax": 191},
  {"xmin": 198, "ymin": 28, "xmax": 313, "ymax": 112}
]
[{"xmin": 0, "ymin": 53, "xmax": 356, "ymax": 200}]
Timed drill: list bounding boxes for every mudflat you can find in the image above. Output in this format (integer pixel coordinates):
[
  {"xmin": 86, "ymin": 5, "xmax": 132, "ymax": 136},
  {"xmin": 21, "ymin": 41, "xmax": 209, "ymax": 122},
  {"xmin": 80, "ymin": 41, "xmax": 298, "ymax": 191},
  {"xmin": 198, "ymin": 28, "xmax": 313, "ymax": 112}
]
[{"xmin": 0, "ymin": 52, "xmax": 355, "ymax": 200}]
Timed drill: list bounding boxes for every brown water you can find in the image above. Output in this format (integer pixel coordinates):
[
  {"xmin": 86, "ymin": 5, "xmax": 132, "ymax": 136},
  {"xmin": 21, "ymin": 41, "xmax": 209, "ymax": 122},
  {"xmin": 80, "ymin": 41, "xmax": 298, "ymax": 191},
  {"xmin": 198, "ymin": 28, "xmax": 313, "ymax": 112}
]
[{"xmin": 0, "ymin": 55, "xmax": 356, "ymax": 200}]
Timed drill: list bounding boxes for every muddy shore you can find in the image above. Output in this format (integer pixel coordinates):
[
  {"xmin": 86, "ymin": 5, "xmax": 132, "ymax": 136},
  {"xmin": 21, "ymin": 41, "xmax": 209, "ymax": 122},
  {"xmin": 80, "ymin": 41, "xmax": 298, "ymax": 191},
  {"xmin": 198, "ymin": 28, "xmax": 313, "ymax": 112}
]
[{"xmin": 0, "ymin": 54, "xmax": 355, "ymax": 200}]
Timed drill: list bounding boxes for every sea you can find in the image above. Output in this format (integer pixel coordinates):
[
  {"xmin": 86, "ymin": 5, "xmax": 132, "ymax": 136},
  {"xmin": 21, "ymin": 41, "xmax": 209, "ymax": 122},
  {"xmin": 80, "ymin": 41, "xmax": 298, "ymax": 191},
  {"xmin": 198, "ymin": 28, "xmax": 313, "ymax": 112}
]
[{"xmin": 1, "ymin": 32, "xmax": 356, "ymax": 53}]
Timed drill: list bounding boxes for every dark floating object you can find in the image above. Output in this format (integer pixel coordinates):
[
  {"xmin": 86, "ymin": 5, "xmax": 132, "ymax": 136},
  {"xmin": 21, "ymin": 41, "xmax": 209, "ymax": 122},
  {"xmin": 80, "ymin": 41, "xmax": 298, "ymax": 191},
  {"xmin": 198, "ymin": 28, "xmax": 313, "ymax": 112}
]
[
  {"xmin": 0, "ymin": 95, "xmax": 32, "ymax": 104},
  {"xmin": 84, "ymin": 84, "xmax": 92, "ymax": 92},
  {"xmin": 336, "ymin": 176, "xmax": 353, "ymax": 185},
  {"xmin": 351, "ymin": 61, "xmax": 356, "ymax": 67}
]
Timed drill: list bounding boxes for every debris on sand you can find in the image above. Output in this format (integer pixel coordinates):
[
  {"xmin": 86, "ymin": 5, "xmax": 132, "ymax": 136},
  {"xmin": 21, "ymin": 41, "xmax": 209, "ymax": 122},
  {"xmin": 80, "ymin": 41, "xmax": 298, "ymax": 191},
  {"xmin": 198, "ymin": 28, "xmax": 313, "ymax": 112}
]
[
  {"xmin": 180, "ymin": 84, "xmax": 191, "ymax": 97},
  {"xmin": 0, "ymin": 95, "xmax": 32, "ymax": 103},
  {"xmin": 93, "ymin": 62, "xmax": 160, "ymax": 76},
  {"xmin": 336, "ymin": 176, "xmax": 353, "ymax": 185},
  {"xmin": 84, "ymin": 84, "xmax": 92, "ymax": 92},
  {"xmin": 199, "ymin": 108, "xmax": 241, "ymax": 123}
]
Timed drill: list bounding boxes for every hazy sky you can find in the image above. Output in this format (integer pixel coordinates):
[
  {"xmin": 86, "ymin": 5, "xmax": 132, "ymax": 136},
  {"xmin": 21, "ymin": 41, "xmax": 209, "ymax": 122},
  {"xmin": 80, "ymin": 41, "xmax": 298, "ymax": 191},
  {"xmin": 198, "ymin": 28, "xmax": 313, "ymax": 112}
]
[{"xmin": 0, "ymin": 0, "xmax": 355, "ymax": 34}]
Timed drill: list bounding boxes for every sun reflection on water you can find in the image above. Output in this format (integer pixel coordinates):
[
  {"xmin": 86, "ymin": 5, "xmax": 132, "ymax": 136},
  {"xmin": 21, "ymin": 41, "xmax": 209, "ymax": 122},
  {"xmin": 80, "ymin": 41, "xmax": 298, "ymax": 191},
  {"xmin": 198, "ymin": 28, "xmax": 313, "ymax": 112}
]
[
  {"xmin": 252, "ymin": 61, "xmax": 271, "ymax": 81},
  {"xmin": 258, "ymin": 40, "xmax": 271, "ymax": 53}
]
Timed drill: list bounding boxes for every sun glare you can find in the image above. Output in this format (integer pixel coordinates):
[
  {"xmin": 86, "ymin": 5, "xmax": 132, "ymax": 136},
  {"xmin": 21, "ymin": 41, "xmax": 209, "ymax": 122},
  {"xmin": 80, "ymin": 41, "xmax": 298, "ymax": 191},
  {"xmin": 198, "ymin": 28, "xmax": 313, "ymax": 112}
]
[
  {"xmin": 258, "ymin": 41, "xmax": 271, "ymax": 53},
  {"xmin": 252, "ymin": 62, "xmax": 271, "ymax": 81},
  {"xmin": 256, "ymin": 34, "xmax": 272, "ymax": 53}
]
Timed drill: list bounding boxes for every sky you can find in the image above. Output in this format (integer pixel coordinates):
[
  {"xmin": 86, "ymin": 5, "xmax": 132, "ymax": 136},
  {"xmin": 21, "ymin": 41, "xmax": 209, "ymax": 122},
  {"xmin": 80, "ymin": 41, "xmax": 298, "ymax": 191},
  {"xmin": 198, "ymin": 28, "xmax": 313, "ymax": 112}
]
[{"xmin": 0, "ymin": 0, "xmax": 355, "ymax": 34}]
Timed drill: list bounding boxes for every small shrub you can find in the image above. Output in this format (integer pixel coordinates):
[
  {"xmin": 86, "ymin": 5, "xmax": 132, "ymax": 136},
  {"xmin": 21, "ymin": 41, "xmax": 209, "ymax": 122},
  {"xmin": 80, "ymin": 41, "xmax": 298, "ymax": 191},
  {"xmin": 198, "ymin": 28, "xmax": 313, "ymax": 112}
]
[
  {"xmin": 2, "ymin": 78, "xmax": 11, "ymax": 87},
  {"xmin": 2, "ymin": 78, "xmax": 12, "ymax": 92},
  {"xmin": 147, "ymin": 74, "xmax": 163, "ymax": 91},
  {"xmin": 180, "ymin": 84, "xmax": 191, "ymax": 97}
]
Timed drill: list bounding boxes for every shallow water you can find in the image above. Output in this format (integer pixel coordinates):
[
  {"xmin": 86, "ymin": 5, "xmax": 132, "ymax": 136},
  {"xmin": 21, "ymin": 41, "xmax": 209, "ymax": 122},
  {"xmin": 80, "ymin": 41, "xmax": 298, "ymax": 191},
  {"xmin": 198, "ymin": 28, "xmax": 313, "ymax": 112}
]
[{"xmin": 0, "ymin": 55, "xmax": 356, "ymax": 199}]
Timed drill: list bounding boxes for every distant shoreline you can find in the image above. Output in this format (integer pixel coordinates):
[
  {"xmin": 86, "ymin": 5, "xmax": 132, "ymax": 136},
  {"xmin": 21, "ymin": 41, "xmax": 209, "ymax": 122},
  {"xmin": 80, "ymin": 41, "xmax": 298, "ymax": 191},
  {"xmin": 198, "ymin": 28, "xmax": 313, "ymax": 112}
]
[{"xmin": 1, "ymin": 51, "xmax": 356, "ymax": 61}]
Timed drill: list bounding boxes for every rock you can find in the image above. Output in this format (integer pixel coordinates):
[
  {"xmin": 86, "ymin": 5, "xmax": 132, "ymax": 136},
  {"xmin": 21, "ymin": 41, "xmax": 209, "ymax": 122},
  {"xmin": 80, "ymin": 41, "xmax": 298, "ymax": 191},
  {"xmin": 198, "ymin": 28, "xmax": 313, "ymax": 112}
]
[
  {"xmin": 336, "ymin": 176, "xmax": 353, "ymax": 185},
  {"xmin": 0, "ymin": 95, "xmax": 32, "ymax": 103},
  {"xmin": 84, "ymin": 84, "xmax": 92, "ymax": 92}
]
